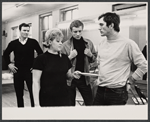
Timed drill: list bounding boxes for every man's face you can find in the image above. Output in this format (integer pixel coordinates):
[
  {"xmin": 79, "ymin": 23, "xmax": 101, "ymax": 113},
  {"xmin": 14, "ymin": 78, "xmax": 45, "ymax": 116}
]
[
  {"xmin": 98, "ymin": 17, "xmax": 111, "ymax": 37},
  {"xmin": 20, "ymin": 26, "xmax": 30, "ymax": 38},
  {"xmin": 71, "ymin": 26, "xmax": 83, "ymax": 40}
]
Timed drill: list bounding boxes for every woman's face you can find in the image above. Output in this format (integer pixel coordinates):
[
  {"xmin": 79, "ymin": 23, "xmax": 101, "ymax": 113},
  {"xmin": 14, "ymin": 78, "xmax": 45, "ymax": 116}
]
[{"xmin": 50, "ymin": 36, "xmax": 63, "ymax": 52}]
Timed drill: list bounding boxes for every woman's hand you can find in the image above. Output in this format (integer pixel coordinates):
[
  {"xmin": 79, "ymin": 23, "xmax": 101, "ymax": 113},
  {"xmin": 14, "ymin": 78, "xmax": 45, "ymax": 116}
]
[{"xmin": 73, "ymin": 71, "xmax": 81, "ymax": 79}]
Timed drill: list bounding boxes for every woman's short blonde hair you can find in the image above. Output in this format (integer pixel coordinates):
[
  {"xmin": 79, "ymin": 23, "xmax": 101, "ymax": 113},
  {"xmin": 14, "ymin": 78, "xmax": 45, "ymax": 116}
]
[{"xmin": 43, "ymin": 28, "xmax": 64, "ymax": 48}]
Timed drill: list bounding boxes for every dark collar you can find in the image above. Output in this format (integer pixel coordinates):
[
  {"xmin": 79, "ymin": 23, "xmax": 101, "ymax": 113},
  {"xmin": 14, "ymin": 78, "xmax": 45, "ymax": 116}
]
[{"xmin": 70, "ymin": 36, "xmax": 88, "ymax": 44}]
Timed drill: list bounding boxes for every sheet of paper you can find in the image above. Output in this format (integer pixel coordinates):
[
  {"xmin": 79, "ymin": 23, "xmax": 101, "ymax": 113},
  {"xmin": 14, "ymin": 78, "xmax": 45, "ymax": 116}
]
[{"xmin": 79, "ymin": 72, "xmax": 99, "ymax": 77}]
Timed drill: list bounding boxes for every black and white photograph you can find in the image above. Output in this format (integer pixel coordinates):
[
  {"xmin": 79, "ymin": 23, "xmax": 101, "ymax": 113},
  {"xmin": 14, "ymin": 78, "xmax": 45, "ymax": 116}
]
[{"xmin": 1, "ymin": 2, "xmax": 148, "ymax": 120}]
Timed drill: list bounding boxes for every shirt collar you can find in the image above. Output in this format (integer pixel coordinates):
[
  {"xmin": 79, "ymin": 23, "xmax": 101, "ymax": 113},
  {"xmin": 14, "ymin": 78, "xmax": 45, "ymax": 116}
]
[{"xmin": 19, "ymin": 37, "xmax": 28, "ymax": 44}]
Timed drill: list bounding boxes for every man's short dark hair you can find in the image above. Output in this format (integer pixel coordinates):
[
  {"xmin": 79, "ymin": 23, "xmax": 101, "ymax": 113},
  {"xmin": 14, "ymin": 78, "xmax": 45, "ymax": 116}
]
[
  {"xmin": 69, "ymin": 20, "xmax": 84, "ymax": 31},
  {"xmin": 98, "ymin": 12, "xmax": 120, "ymax": 32},
  {"xmin": 19, "ymin": 23, "xmax": 30, "ymax": 31}
]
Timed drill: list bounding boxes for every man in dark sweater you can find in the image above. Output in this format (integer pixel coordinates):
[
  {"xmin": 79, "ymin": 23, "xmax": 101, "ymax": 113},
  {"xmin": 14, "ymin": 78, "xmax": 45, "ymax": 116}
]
[{"xmin": 3, "ymin": 23, "xmax": 43, "ymax": 107}]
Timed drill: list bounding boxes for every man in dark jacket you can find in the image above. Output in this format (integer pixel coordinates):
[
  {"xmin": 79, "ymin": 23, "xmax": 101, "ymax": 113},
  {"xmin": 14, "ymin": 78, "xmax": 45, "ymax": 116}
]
[
  {"xmin": 3, "ymin": 23, "xmax": 43, "ymax": 107},
  {"xmin": 61, "ymin": 20, "xmax": 97, "ymax": 106}
]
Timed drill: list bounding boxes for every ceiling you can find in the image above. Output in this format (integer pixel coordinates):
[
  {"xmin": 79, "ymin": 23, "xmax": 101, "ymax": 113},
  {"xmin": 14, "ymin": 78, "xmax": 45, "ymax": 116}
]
[
  {"xmin": 2, "ymin": 2, "xmax": 69, "ymax": 23},
  {"xmin": 2, "ymin": 2, "xmax": 147, "ymax": 23}
]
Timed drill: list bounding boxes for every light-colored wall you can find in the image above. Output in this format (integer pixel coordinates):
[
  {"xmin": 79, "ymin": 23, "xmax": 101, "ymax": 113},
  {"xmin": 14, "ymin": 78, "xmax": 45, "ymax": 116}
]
[
  {"xmin": 78, "ymin": 3, "xmax": 112, "ymax": 18},
  {"xmin": 129, "ymin": 26, "xmax": 146, "ymax": 51},
  {"xmin": 3, "ymin": 3, "xmax": 147, "ymax": 53},
  {"xmin": 2, "ymin": 3, "xmax": 135, "ymax": 52},
  {"xmin": 3, "ymin": 4, "xmax": 76, "ymax": 51},
  {"xmin": 52, "ymin": 10, "xmax": 60, "ymax": 28},
  {"xmin": 78, "ymin": 3, "xmax": 112, "ymax": 48}
]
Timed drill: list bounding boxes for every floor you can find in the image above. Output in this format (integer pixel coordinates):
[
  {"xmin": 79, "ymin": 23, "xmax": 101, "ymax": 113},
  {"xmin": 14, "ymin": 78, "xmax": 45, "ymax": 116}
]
[
  {"xmin": 2, "ymin": 83, "xmax": 84, "ymax": 107},
  {"xmin": 2, "ymin": 80, "xmax": 147, "ymax": 107},
  {"xmin": 2, "ymin": 70, "xmax": 147, "ymax": 107}
]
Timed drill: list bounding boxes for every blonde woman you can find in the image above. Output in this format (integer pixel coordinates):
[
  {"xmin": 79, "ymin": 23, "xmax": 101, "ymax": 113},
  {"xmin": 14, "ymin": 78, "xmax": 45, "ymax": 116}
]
[{"xmin": 32, "ymin": 28, "xmax": 80, "ymax": 107}]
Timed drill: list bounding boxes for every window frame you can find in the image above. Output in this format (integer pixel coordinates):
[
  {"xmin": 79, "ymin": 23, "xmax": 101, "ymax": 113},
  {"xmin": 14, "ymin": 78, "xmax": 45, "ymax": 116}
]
[
  {"xmin": 39, "ymin": 12, "xmax": 53, "ymax": 51},
  {"xmin": 60, "ymin": 5, "xmax": 78, "ymax": 21}
]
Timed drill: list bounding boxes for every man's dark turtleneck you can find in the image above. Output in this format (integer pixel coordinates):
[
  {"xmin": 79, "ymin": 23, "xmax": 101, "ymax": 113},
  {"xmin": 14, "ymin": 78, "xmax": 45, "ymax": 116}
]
[{"xmin": 73, "ymin": 37, "xmax": 86, "ymax": 75}]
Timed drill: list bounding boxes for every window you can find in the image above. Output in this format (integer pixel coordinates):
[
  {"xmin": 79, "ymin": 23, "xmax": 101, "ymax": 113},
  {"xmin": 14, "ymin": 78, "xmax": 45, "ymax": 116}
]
[
  {"xmin": 112, "ymin": 3, "xmax": 146, "ymax": 11},
  {"xmin": 40, "ymin": 13, "xmax": 52, "ymax": 41},
  {"xmin": 40, "ymin": 13, "xmax": 52, "ymax": 31},
  {"xmin": 39, "ymin": 12, "xmax": 53, "ymax": 51},
  {"xmin": 60, "ymin": 5, "xmax": 78, "ymax": 21}
]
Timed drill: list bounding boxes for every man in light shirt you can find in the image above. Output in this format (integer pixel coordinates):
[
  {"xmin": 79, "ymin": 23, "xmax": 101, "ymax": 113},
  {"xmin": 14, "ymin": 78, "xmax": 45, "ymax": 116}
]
[
  {"xmin": 3, "ymin": 23, "xmax": 43, "ymax": 107},
  {"xmin": 93, "ymin": 12, "xmax": 147, "ymax": 105}
]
